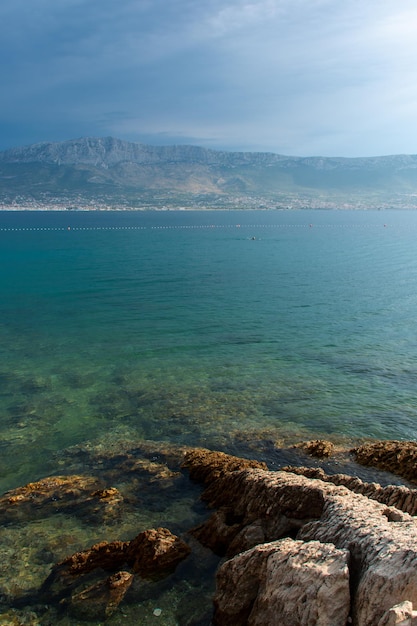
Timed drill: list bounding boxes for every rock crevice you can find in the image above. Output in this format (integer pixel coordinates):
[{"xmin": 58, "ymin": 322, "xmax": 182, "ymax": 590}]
[{"xmin": 183, "ymin": 449, "xmax": 417, "ymax": 626}]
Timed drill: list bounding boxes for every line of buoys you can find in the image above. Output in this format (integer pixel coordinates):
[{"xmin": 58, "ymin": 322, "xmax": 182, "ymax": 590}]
[{"xmin": 0, "ymin": 223, "xmax": 392, "ymax": 232}]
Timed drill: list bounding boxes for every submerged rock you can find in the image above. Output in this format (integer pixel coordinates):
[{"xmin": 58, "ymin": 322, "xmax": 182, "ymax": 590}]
[
  {"xmin": 0, "ymin": 475, "xmax": 123, "ymax": 524},
  {"xmin": 42, "ymin": 526, "xmax": 191, "ymax": 614},
  {"xmin": 64, "ymin": 570, "xmax": 134, "ymax": 621},
  {"xmin": 352, "ymin": 440, "xmax": 417, "ymax": 483}
]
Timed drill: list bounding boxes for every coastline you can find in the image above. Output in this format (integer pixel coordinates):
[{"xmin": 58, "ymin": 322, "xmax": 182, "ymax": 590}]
[{"xmin": 1, "ymin": 433, "xmax": 416, "ymax": 624}]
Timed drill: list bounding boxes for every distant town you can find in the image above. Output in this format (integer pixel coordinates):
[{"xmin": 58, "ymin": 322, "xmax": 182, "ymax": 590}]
[{"xmin": 2, "ymin": 137, "xmax": 417, "ymax": 210}]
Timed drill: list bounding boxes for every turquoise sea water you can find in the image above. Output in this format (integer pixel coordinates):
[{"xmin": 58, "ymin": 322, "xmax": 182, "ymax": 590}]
[
  {"xmin": 1, "ymin": 209, "xmax": 417, "ymax": 493},
  {"xmin": 2, "ymin": 208, "xmax": 417, "ymax": 623}
]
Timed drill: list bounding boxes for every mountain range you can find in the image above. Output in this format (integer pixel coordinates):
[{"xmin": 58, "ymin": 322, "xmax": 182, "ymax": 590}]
[{"xmin": 1, "ymin": 136, "xmax": 417, "ymax": 209}]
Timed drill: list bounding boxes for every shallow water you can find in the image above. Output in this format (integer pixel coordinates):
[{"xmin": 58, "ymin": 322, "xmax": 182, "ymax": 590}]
[
  {"xmin": 1, "ymin": 209, "xmax": 417, "ymax": 490},
  {"xmin": 1, "ymin": 208, "xmax": 417, "ymax": 623}
]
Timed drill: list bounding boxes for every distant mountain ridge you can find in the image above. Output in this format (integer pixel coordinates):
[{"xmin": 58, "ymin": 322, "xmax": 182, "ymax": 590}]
[
  {"xmin": 1, "ymin": 137, "xmax": 417, "ymax": 209},
  {"xmin": 3, "ymin": 136, "xmax": 417, "ymax": 169}
]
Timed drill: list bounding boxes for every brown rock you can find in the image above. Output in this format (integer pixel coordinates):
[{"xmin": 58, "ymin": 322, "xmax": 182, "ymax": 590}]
[
  {"xmin": 213, "ymin": 539, "xmax": 350, "ymax": 626},
  {"xmin": 1, "ymin": 475, "xmax": 101, "ymax": 519},
  {"xmin": 46, "ymin": 528, "xmax": 190, "ymax": 588},
  {"xmin": 116, "ymin": 457, "xmax": 180, "ymax": 482},
  {"xmin": 294, "ymin": 439, "xmax": 335, "ymax": 458},
  {"xmin": 41, "ymin": 540, "xmax": 130, "ymax": 598},
  {"xmin": 191, "ymin": 460, "xmax": 325, "ymax": 525},
  {"xmin": 85, "ymin": 487, "xmax": 125, "ymax": 524},
  {"xmin": 226, "ymin": 520, "xmax": 267, "ymax": 557},
  {"xmin": 182, "ymin": 448, "xmax": 267, "ymax": 484},
  {"xmin": 187, "ymin": 451, "xmax": 324, "ymax": 557},
  {"xmin": 57, "ymin": 540, "xmax": 129, "ymax": 577},
  {"xmin": 65, "ymin": 570, "xmax": 133, "ymax": 620},
  {"xmin": 183, "ymin": 451, "xmax": 417, "ymax": 625},
  {"xmin": 377, "ymin": 601, "xmax": 417, "ymax": 625},
  {"xmin": 283, "ymin": 465, "xmax": 417, "ymax": 516},
  {"xmin": 352, "ymin": 440, "xmax": 417, "ymax": 483},
  {"xmin": 42, "ymin": 527, "xmax": 190, "ymax": 601},
  {"xmin": 0, "ymin": 475, "xmax": 124, "ymax": 524},
  {"xmin": 191, "ymin": 508, "xmax": 245, "ymax": 556},
  {"xmin": 191, "ymin": 503, "xmax": 303, "ymax": 558},
  {"xmin": 127, "ymin": 527, "xmax": 191, "ymax": 578}
]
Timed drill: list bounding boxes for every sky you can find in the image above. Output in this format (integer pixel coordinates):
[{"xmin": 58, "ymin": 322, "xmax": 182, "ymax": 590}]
[{"xmin": 1, "ymin": 0, "xmax": 417, "ymax": 157}]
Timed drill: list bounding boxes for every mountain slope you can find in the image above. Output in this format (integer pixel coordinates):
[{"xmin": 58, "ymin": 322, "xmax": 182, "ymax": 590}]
[{"xmin": 1, "ymin": 137, "xmax": 417, "ymax": 209}]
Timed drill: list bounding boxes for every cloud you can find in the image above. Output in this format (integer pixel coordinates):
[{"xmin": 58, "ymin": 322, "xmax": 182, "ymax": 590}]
[{"xmin": 2, "ymin": 0, "xmax": 417, "ymax": 155}]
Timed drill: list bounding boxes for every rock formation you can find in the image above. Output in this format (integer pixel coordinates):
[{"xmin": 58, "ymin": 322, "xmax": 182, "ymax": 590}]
[
  {"xmin": 352, "ymin": 440, "xmax": 417, "ymax": 483},
  {"xmin": 283, "ymin": 466, "xmax": 417, "ymax": 516},
  {"xmin": 213, "ymin": 539, "xmax": 350, "ymax": 626},
  {"xmin": 184, "ymin": 448, "xmax": 417, "ymax": 626},
  {"xmin": 293, "ymin": 439, "xmax": 335, "ymax": 458},
  {"xmin": 65, "ymin": 571, "xmax": 134, "ymax": 621},
  {"xmin": 4, "ymin": 440, "xmax": 417, "ymax": 624},
  {"xmin": 0, "ymin": 475, "xmax": 123, "ymax": 523},
  {"xmin": 42, "ymin": 527, "xmax": 191, "ymax": 619}
]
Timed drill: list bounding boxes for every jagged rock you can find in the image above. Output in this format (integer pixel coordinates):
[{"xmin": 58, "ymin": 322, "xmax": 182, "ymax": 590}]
[
  {"xmin": 0, "ymin": 475, "xmax": 123, "ymax": 523},
  {"xmin": 191, "ymin": 508, "xmax": 246, "ymax": 556},
  {"xmin": 0, "ymin": 475, "xmax": 101, "ymax": 514},
  {"xmin": 293, "ymin": 439, "xmax": 335, "ymax": 458},
  {"xmin": 126, "ymin": 527, "xmax": 191, "ymax": 578},
  {"xmin": 182, "ymin": 448, "xmax": 267, "ymax": 484},
  {"xmin": 213, "ymin": 538, "xmax": 350, "ymax": 626},
  {"xmin": 56, "ymin": 540, "xmax": 129, "ymax": 577},
  {"xmin": 42, "ymin": 527, "xmax": 190, "ymax": 600},
  {"xmin": 378, "ymin": 601, "xmax": 417, "ymax": 625},
  {"xmin": 298, "ymin": 491, "xmax": 417, "ymax": 625},
  {"xmin": 65, "ymin": 571, "xmax": 134, "ymax": 621},
  {"xmin": 191, "ymin": 503, "xmax": 303, "ymax": 558},
  {"xmin": 352, "ymin": 440, "xmax": 417, "ymax": 483},
  {"xmin": 283, "ymin": 466, "xmax": 417, "ymax": 516},
  {"xmin": 183, "ymin": 450, "xmax": 417, "ymax": 626},
  {"xmin": 41, "ymin": 540, "xmax": 129, "ymax": 599}
]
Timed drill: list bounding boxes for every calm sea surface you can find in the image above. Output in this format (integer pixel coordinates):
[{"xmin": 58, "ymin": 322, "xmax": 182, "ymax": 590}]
[
  {"xmin": 2, "ymin": 208, "xmax": 417, "ymax": 624},
  {"xmin": 1, "ymin": 209, "xmax": 417, "ymax": 491}
]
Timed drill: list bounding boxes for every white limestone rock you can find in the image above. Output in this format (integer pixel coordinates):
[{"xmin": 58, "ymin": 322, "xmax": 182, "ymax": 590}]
[{"xmin": 213, "ymin": 538, "xmax": 350, "ymax": 626}]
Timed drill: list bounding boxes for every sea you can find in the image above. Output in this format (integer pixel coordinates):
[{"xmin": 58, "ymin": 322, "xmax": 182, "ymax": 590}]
[{"xmin": 1, "ymin": 208, "xmax": 417, "ymax": 623}]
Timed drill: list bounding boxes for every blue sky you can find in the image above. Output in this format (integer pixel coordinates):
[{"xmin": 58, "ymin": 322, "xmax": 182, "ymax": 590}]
[{"xmin": 1, "ymin": 0, "xmax": 417, "ymax": 156}]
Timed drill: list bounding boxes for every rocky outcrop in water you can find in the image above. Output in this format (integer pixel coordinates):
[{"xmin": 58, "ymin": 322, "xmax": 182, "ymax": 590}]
[
  {"xmin": 42, "ymin": 527, "xmax": 191, "ymax": 620},
  {"xmin": 65, "ymin": 570, "xmax": 134, "ymax": 621},
  {"xmin": 184, "ymin": 448, "xmax": 417, "ymax": 625},
  {"xmin": 352, "ymin": 440, "xmax": 417, "ymax": 483},
  {"xmin": 282, "ymin": 465, "xmax": 417, "ymax": 516},
  {"xmin": 0, "ymin": 475, "xmax": 124, "ymax": 524},
  {"xmin": 3, "ymin": 439, "xmax": 417, "ymax": 624},
  {"xmin": 293, "ymin": 439, "xmax": 335, "ymax": 458}
]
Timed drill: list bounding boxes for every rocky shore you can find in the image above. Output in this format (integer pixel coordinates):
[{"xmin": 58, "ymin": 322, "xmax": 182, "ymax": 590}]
[{"xmin": 1, "ymin": 438, "xmax": 417, "ymax": 625}]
